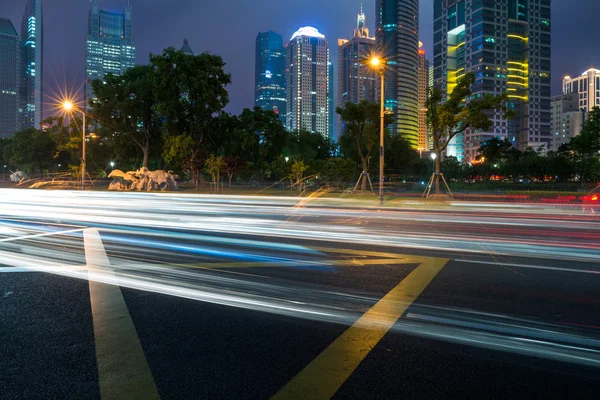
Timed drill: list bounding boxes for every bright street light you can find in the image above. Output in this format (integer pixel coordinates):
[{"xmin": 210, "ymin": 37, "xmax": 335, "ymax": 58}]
[
  {"xmin": 110, "ymin": 161, "xmax": 115, "ymax": 168},
  {"xmin": 431, "ymin": 153, "xmax": 437, "ymax": 160},
  {"xmin": 62, "ymin": 101, "xmax": 74, "ymax": 111},
  {"xmin": 366, "ymin": 55, "xmax": 386, "ymax": 206},
  {"xmin": 60, "ymin": 99, "xmax": 86, "ymax": 190}
]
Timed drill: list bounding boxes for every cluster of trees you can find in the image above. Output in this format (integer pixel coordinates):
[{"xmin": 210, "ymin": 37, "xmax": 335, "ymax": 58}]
[
  {"xmin": 440, "ymin": 107, "xmax": 600, "ymax": 184},
  {"xmin": 1, "ymin": 46, "xmax": 425, "ymax": 188},
  {"xmin": 4, "ymin": 53, "xmax": 596, "ymax": 191}
]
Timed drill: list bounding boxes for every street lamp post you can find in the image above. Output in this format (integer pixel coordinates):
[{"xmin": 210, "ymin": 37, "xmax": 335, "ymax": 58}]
[
  {"xmin": 62, "ymin": 101, "xmax": 86, "ymax": 190},
  {"xmin": 370, "ymin": 57, "xmax": 385, "ymax": 206}
]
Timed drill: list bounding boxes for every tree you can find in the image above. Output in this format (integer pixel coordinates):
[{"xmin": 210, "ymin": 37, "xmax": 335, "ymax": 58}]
[
  {"xmin": 427, "ymin": 73, "xmax": 513, "ymax": 194},
  {"xmin": 571, "ymin": 107, "xmax": 600, "ymax": 155},
  {"xmin": 223, "ymin": 156, "xmax": 245, "ymax": 188},
  {"xmin": 478, "ymin": 137, "xmax": 513, "ymax": 165},
  {"xmin": 322, "ymin": 158, "xmax": 357, "ymax": 188},
  {"xmin": 91, "ymin": 65, "xmax": 163, "ymax": 169},
  {"xmin": 337, "ymin": 100, "xmax": 391, "ymax": 191},
  {"xmin": 152, "ymin": 48, "xmax": 231, "ymax": 185},
  {"xmin": 290, "ymin": 159, "xmax": 309, "ymax": 192},
  {"xmin": 441, "ymin": 156, "xmax": 465, "ymax": 181},
  {"xmin": 285, "ymin": 130, "xmax": 333, "ymax": 162},
  {"xmin": 4, "ymin": 128, "xmax": 57, "ymax": 174},
  {"xmin": 205, "ymin": 154, "xmax": 225, "ymax": 191},
  {"xmin": 385, "ymin": 133, "xmax": 420, "ymax": 176},
  {"xmin": 236, "ymin": 107, "xmax": 288, "ymax": 183}
]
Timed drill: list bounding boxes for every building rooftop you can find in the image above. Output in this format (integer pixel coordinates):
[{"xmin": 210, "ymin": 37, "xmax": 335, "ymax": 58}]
[
  {"xmin": 0, "ymin": 18, "xmax": 18, "ymax": 37},
  {"xmin": 291, "ymin": 27, "xmax": 324, "ymax": 41}
]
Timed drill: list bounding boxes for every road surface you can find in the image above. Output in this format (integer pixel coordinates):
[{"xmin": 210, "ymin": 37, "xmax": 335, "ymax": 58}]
[{"xmin": 1, "ymin": 189, "xmax": 599, "ymax": 399}]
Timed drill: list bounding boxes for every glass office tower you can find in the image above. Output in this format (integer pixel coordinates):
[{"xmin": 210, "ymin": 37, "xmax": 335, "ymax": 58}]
[
  {"xmin": 0, "ymin": 18, "xmax": 19, "ymax": 138},
  {"xmin": 286, "ymin": 27, "xmax": 330, "ymax": 138},
  {"xmin": 86, "ymin": 0, "xmax": 135, "ymax": 105},
  {"xmin": 376, "ymin": 0, "xmax": 420, "ymax": 148},
  {"xmin": 20, "ymin": 0, "xmax": 43, "ymax": 129},
  {"xmin": 255, "ymin": 31, "xmax": 286, "ymax": 124},
  {"xmin": 433, "ymin": 0, "xmax": 551, "ymax": 161}
]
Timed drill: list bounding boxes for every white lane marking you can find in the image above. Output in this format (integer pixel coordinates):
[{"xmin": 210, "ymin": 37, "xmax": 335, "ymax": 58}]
[
  {"xmin": 84, "ymin": 228, "xmax": 160, "ymax": 400},
  {"xmin": 0, "ymin": 228, "xmax": 84, "ymax": 243},
  {"xmin": 455, "ymin": 259, "xmax": 600, "ymax": 275}
]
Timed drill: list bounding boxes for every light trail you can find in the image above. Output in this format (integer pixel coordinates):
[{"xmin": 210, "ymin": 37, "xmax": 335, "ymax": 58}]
[{"xmin": 1, "ymin": 189, "xmax": 599, "ymax": 369}]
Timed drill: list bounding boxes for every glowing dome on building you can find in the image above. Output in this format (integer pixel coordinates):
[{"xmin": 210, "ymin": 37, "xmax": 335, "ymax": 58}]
[{"xmin": 291, "ymin": 26, "xmax": 325, "ymax": 40}]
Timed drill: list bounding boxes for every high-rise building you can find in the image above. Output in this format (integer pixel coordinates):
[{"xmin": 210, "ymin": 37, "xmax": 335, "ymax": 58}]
[
  {"xmin": 20, "ymin": 0, "xmax": 43, "ymax": 130},
  {"xmin": 375, "ymin": 0, "xmax": 420, "ymax": 148},
  {"xmin": 418, "ymin": 43, "xmax": 430, "ymax": 152},
  {"xmin": 551, "ymin": 94, "xmax": 586, "ymax": 152},
  {"xmin": 255, "ymin": 31, "xmax": 286, "ymax": 124},
  {"xmin": 286, "ymin": 27, "xmax": 330, "ymax": 137},
  {"xmin": 86, "ymin": 0, "xmax": 135, "ymax": 105},
  {"xmin": 433, "ymin": 0, "xmax": 552, "ymax": 161},
  {"xmin": 180, "ymin": 38, "xmax": 194, "ymax": 55},
  {"xmin": 328, "ymin": 61, "xmax": 335, "ymax": 140},
  {"xmin": 337, "ymin": 6, "xmax": 377, "ymax": 138},
  {"xmin": 562, "ymin": 69, "xmax": 600, "ymax": 112},
  {"xmin": 0, "ymin": 18, "xmax": 19, "ymax": 138}
]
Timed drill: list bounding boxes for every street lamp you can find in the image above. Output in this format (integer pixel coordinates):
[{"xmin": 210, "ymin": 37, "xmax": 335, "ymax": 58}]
[
  {"xmin": 110, "ymin": 161, "xmax": 115, "ymax": 169},
  {"xmin": 368, "ymin": 56, "xmax": 386, "ymax": 206},
  {"xmin": 61, "ymin": 100, "xmax": 86, "ymax": 190}
]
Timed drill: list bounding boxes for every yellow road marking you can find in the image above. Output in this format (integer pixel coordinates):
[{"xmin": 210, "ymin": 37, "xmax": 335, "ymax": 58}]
[
  {"xmin": 271, "ymin": 257, "xmax": 448, "ymax": 400},
  {"xmin": 85, "ymin": 229, "xmax": 160, "ymax": 400}
]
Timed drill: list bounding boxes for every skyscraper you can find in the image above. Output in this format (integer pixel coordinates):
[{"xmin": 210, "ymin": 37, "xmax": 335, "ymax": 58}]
[
  {"xmin": 328, "ymin": 61, "xmax": 335, "ymax": 140},
  {"xmin": 0, "ymin": 18, "xmax": 19, "ymax": 138},
  {"xmin": 337, "ymin": 6, "xmax": 377, "ymax": 137},
  {"xmin": 86, "ymin": 0, "xmax": 135, "ymax": 104},
  {"xmin": 286, "ymin": 27, "xmax": 330, "ymax": 138},
  {"xmin": 433, "ymin": 0, "xmax": 552, "ymax": 161},
  {"xmin": 375, "ymin": 0, "xmax": 420, "ymax": 148},
  {"xmin": 20, "ymin": 0, "xmax": 43, "ymax": 130},
  {"xmin": 418, "ymin": 43, "xmax": 430, "ymax": 152},
  {"xmin": 255, "ymin": 31, "xmax": 286, "ymax": 124}
]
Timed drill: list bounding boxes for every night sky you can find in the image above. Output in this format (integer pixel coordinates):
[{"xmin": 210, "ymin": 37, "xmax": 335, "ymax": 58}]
[{"xmin": 3, "ymin": 0, "xmax": 600, "ymax": 117}]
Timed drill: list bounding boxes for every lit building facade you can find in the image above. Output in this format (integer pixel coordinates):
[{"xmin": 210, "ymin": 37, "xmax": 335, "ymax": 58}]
[
  {"xmin": 0, "ymin": 18, "xmax": 19, "ymax": 138},
  {"xmin": 20, "ymin": 0, "xmax": 43, "ymax": 129},
  {"xmin": 328, "ymin": 61, "xmax": 335, "ymax": 140},
  {"xmin": 286, "ymin": 27, "xmax": 330, "ymax": 138},
  {"xmin": 337, "ymin": 6, "xmax": 377, "ymax": 138},
  {"xmin": 375, "ymin": 0, "xmax": 420, "ymax": 148},
  {"xmin": 418, "ymin": 43, "xmax": 430, "ymax": 151},
  {"xmin": 551, "ymin": 94, "xmax": 586, "ymax": 151},
  {"xmin": 86, "ymin": 0, "xmax": 135, "ymax": 104},
  {"xmin": 255, "ymin": 31, "xmax": 286, "ymax": 124},
  {"xmin": 562, "ymin": 69, "xmax": 600, "ymax": 112},
  {"xmin": 433, "ymin": 0, "xmax": 552, "ymax": 161}
]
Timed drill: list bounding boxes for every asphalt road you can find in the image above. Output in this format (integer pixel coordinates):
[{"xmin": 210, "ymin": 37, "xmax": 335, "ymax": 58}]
[{"xmin": 1, "ymin": 189, "xmax": 599, "ymax": 399}]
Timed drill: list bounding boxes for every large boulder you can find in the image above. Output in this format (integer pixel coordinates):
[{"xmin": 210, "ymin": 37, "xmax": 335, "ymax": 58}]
[
  {"xmin": 10, "ymin": 170, "xmax": 27, "ymax": 183},
  {"xmin": 108, "ymin": 168, "xmax": 178, "ymax": 191}
]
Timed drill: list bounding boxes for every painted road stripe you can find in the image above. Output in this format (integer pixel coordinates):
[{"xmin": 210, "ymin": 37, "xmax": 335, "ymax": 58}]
[
  {"xmin": 456, "ymin": 259, "xmax": 600, "ymax": 275},
  {"xmin": 271, "ymin": 257, "xmax": 448, "ymax": 400},
  {"xmin": 85, "ymin": 228, "xmax": 160, "ymax": 400}
]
